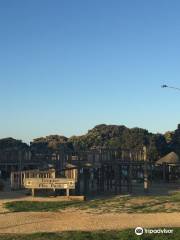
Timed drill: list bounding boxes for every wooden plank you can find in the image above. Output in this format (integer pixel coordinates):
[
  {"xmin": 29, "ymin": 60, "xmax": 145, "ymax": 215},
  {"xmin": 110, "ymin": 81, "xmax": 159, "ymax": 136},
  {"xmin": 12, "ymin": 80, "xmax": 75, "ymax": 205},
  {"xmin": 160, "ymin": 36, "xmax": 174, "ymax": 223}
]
[{"xmin": 24, "ymin": 178, "xmax": 75, "ymax": 190}]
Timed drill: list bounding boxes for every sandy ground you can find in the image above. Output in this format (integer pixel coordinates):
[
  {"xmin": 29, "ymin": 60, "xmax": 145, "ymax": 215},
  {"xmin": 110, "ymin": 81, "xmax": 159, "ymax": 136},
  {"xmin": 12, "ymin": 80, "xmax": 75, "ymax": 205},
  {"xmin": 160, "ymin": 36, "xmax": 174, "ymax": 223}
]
[
  {"xmin": 0, "ymin": 211, "xmax": 180, "ymax": 233},
  {"xmin": 0, "ymin": 189, "xmax": 180, "ymax": 233}
]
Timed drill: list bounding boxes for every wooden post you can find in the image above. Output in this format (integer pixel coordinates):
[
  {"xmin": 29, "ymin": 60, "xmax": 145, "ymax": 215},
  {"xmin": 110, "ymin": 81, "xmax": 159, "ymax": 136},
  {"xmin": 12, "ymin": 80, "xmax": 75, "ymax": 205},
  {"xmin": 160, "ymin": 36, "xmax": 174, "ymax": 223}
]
[
  {"xmin": 163, "ymin": 163, "xmax": 166, "ymax": 182},
  {"xmin": 53, "ymin": 188, "xmax": 56, "ymax": 197},
  {"xmin": 127, "ymin": 164, "xmax": 133, "ymax": 193},
  {"xmin": 168, "ymin": 165, "xmax": 171, "ymax": 181},
  {"xmin": 96, "ymin": 168, "xmax": 100, "ymax": 192},
  {"xmin": 66, "ymin": 188, "xmax": 69, "ymax": 197},
  {"xmin": 110, "ymin": 166, "xmax": 113, "ymax": 190},
  {"xmin": 83, "ymin": 169, "xmax": 90, "ymax": 195},
  {"xmin": 100, "ymin": 166, "xmax": 105, "ymax": 192},
  {"xmin": 121, "ymin": 150, "xmax": 123, "ymax": 161},
  {"xmin": 149, "ymin": 163, "xmax": 153, "ymax": 183},
  {"xmin": 127, "ymin": 152, "xmax": 133, "ymax": 193},
  {"xmin": 75, "ymin": 154, "xmax": 81, "ymax": 195},
  {"xmin": 114, "ymin": 162, "xmax": 118, "ymax": 194},
  {"xmin": 118, "ymin": 164, "xmax": 122, "ymax": 193},
  {"xmin": 106, "ymin": 166, "xmax": 110, "ymax": 191},
  {"xmin": 10, "ymin": 172, "xmax": 14, "ymax": 190},
  {"xmin": 32, "ymin": 188, "xmax": 35, "ymax": 197},
  {"xmin": 21, "ymin": 172, "xmax": 23, "ymax": 189},
  {"xmin": 143, "ymin": 146, "xmax": 149, "ymax": 193}
]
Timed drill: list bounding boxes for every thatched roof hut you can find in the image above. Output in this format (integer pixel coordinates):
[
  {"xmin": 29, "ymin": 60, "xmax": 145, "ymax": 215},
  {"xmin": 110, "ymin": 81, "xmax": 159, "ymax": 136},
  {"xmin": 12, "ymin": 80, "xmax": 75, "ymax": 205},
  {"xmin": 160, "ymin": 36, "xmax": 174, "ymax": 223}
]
[{"xmin": 156, "ymin": 152, "xmax": 179, "ymax": 165}]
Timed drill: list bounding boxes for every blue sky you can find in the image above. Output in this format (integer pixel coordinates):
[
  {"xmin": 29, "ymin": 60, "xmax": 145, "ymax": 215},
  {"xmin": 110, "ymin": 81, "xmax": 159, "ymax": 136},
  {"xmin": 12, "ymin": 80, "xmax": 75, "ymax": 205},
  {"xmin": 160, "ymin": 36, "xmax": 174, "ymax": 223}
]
[{"xmin": 0, "ymin": 0, "xmax": 180, "ymax": 142}]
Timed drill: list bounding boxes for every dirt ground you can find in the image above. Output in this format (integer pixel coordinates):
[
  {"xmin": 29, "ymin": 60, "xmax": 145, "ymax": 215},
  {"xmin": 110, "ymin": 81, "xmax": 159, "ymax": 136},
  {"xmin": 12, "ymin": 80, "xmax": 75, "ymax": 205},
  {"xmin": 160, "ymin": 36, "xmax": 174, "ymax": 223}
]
[
  {"xmin": 0, "ymin": 190, "xmax": 180, "ymax": 233},
  {"xmin": 0, "ymin": 211, "xmax": 180, "ymax": 233}
]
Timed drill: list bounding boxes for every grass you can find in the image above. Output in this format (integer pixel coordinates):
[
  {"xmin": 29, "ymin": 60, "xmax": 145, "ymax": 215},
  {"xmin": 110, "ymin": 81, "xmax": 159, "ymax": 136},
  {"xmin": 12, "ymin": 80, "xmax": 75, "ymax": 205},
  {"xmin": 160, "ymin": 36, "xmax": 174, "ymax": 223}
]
[
  {"xmin": 0, "ymin": 229, "xmax": 180, "ymax": 240},
  {"xmin": 5, "ymin": 201, "xmax": 82, "ymax": 212},
  {"xmin": 5, "ymin": 191, "xmax": 180, "ymax": 213}
]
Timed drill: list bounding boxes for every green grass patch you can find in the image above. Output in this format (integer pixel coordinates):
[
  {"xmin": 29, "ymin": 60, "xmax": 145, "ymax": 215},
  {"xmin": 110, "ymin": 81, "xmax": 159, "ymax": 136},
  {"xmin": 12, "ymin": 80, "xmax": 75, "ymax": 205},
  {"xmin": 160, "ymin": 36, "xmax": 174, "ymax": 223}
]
[
  {"xmin": 5, "ymin": 201, "xmax": 82, "ymax": 212},
  {"xmin": 0, "ymin": 229, "xmax": 180, "ymax": 240},
  {"xmin": 4, "ymin": 191, "xmax": 180, "ymax": 213}
]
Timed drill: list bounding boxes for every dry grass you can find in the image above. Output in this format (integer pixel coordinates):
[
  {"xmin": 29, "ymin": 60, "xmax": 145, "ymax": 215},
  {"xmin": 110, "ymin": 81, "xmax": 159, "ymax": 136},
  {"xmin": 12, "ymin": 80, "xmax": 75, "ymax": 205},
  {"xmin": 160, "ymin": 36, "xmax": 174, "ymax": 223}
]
[{"xmin": 4, "ymin": 191, "xmax": 180, "ymax": 213}]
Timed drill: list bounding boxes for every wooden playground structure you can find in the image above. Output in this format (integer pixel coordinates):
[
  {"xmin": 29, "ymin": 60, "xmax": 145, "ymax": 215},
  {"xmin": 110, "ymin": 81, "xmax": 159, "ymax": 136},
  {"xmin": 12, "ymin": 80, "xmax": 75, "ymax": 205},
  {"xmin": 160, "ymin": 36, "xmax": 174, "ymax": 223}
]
[
  {"xmin": 63, "ymin": 146, "xmax": 150, "ymax": 195},
  {"xmin": 10, "ymin": 147, "xmax": 180, "ymax": 197},
  {"xmin": 10, "ymin": 169, "xmax": 56, "ymax": 190}
]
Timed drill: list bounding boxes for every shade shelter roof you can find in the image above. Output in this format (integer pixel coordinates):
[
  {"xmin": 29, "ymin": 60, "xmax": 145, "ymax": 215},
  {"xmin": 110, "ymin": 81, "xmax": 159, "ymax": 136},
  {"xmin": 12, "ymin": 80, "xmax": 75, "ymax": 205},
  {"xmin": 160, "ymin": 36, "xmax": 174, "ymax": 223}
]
[{"xmin": 156, "ymin": 152, "xmax": 179, "ymax": 165}]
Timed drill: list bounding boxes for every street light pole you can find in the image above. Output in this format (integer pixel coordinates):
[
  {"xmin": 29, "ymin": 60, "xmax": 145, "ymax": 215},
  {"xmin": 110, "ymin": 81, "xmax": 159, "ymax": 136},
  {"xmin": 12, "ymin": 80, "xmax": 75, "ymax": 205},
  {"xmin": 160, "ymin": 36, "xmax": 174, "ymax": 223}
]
[{"xmin": 161, "ymin": 85, "xmax": 180, "ymax": 91}]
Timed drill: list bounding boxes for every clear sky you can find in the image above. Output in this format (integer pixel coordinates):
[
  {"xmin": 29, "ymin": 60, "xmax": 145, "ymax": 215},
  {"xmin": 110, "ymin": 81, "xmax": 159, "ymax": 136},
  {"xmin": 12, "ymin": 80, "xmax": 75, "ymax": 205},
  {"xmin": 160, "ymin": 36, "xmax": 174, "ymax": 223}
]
[{"xmin": 0, "ymin": 0, "xmax": 180, "ymax": 142}]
